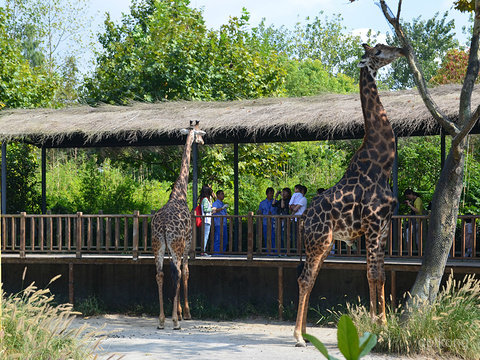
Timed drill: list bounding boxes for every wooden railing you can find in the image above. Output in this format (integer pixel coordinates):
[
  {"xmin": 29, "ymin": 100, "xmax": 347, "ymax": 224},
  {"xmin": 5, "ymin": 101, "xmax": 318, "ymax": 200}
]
[{"xmin": 1, "ymin": 212, "xmax": 479, "ymax": 261}]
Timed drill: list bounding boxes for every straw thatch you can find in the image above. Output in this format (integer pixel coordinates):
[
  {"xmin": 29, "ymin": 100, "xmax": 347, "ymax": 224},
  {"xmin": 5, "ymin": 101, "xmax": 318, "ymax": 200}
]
[{"xmin": 0, "ymin": 84, "xmax": 477, "ymax": 148}]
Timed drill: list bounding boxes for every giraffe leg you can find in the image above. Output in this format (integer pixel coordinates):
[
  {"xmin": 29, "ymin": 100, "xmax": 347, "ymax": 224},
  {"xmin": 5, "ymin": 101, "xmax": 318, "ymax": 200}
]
[
  {"xmin": 366, "ymin": 229, "xmax": 387, "ymax": 322},
  {"xmin": 376, "ymin": 230, "xmax": 388, "ymax": 324},
  {"xmin": 154, "ymin": 239, "xmax": 166, "ymax": 330},
  {"xmin": 182, "ymin": 254, "xmax": 191, "ymax": 320},
  {"xmin": 170, "ymin": 252, "xmax": 182, "ymax": 330},
  {"xmin": 294, "ymin": 232, "xmax": 332, "ymax": 347}
]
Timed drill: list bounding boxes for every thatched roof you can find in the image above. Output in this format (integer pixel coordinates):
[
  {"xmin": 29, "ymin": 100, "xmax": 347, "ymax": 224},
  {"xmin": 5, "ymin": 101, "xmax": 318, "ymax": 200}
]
[{"xmin": 0, "ymin": 84, "xmax": 478, "ymax": 148}]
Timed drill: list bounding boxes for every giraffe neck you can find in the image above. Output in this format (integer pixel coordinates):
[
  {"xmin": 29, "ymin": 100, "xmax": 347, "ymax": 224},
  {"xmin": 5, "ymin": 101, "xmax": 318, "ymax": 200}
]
[
  {"xmin": 359, "ymin": 66, "xmax": 396, "ymax": 170},
  {"xmin": 170, "ymin": 131, "xmax": 194, "ymax": 201}
]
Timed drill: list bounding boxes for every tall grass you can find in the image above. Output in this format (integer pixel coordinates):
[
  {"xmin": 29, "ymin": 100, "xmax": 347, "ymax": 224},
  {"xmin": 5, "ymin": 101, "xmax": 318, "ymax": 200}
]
[
  {"xmin": 347, "ymin": 271, "xmax": 480, "ymax": 359},
  {"xmin": 1, "ymin": 276, "xmax": 107, "ymax": 359}
]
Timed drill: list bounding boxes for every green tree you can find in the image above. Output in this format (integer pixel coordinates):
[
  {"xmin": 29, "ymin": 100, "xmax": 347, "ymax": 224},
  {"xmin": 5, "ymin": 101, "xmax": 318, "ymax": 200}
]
[
  {"xmin": 83, "ymin": 0, "xmax": 285, "ymax": 104},
  {"xmin": 292, "ymin": 12, "xmax": 380, "ymax": 81},
  {"xmin": 0, "ymin": 7, "xmax": 58, "ymax": 108},
  {"xmin": 2, "ymin": 143, "xmax": 41, "ymax": 213},
  {"xmin": 284, "ymin": 59, "xmax": 357, "ymax": 96},
  {"xmin": 4, "ymin": 0, "xmax": 92, "ymax": 74},
  {"xmin": 384, "ymin": 11, "xmax": 459, "ymax": 89}
]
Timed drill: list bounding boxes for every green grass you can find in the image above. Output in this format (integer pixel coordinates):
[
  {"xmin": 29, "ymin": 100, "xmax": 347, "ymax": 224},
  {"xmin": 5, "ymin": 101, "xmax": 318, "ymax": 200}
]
[
  {"xmin": 347, "ymin": 272, "xmax": 480, "ymax": 359},
  {"xmin": 1, "ymin": 276, "xmax": 106, "ymax": 359}
]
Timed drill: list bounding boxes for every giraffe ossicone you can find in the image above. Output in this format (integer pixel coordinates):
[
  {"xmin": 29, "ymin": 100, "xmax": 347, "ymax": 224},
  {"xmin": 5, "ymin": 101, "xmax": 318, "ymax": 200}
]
[
  {"xmin": 151, "ymin": 120, "xmax": 205, "ymax": 330},
  {"xmin": 293, "ymin": 43, "xmax": 404, "ymax": 347}
]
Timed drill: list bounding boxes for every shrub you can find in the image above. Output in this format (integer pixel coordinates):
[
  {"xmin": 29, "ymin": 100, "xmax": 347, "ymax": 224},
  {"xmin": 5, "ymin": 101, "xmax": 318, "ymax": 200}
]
[
  {"xmin": 1, "ymin": 276, "xmax": 106, "ymax": 359},
  {"xmin": 348, "ymin": 271, "xmax": 480, "ymax": 359}
]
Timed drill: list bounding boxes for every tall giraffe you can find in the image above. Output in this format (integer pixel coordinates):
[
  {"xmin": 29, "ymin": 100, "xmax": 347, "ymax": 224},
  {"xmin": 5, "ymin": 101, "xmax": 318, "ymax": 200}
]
[
  {"xmin": 294, "ymin": 44, "xmax": 404, "ymax": 347},
  {"xmin": 151, "ymin": 120, "xmax": 205, "ymax": 330}
]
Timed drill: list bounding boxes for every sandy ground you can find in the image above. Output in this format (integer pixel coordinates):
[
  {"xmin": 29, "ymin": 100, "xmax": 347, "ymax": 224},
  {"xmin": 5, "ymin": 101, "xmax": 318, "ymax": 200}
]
[{"xmin": 74, "ymin": 314, "xmax": 435, "ymax": 360}]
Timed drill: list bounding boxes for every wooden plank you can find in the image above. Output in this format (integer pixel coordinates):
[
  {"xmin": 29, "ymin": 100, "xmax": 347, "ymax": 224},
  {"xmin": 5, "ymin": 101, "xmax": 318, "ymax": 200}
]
[
  {"xmin": 20, "ymin": 213, "xmax": 25, "ymax": 258},
  {"xmin": 106, "ymin": 217, "xmax": 112, "ymax": 251},
  {"xmin": 30, "ymin": 217, "xmax": 35, "ymax": 250},
  {"xmin": 278, "ymin": 266, "xmax": 284, "ymax": 321},
  {"xmin": 97, "ymin": 216, "xmax": 101, "ymax": 252},
  {"xmin": 67, "ymin": 217, "xmax": 72, "ymax": 251},
  {"xmin": 115, "ymin": 217, "xmax": 120, "ymax": 251},
  {"xmin": 87, "ymin": 218, "xmax": 92, "ymax": 250},
  {"xmin": 124, "ymin": 217, "xmax": 128, "ymax": 251},
  {"xmin": 132, "ymin": 211, "xmax": 139, "ymax": 260}
]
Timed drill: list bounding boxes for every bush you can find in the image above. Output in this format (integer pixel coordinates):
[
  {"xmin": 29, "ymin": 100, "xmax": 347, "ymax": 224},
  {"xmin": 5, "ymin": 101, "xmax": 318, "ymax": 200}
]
[
  {"xmin": 1, "ymin": 276, "xmax": 106, "ymax": 359},
  {"xmin": 347, "ymin": 271, "xmax": 480, "ymax": 359}
]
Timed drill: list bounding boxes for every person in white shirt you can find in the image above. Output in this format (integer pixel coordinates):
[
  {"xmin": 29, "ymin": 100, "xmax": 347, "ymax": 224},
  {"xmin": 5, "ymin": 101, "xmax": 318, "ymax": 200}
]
[{"xmin": 290, "ymin": 185, "xmax": 307, "ymax": 217}]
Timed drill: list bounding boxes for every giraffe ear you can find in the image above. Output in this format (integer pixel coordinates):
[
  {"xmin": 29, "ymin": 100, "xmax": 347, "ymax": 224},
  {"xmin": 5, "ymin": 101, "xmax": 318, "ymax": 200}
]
[
  {"xmin": 180, "ymin": 128, "xmax": 189, "ymax": 135},
  {"xmin": 194, "ymin": 130, "xmax": 206, "ymax": 136},
  {"xmin": 358, "ymin": 59, "xmax": 368, "ymax": 68}
]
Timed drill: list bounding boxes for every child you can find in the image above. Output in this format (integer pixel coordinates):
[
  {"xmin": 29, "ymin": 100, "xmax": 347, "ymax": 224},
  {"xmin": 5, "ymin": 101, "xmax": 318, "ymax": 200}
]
[{"xmin": 289, "ymin": 184, "xmax": 303, "ymax": 213}]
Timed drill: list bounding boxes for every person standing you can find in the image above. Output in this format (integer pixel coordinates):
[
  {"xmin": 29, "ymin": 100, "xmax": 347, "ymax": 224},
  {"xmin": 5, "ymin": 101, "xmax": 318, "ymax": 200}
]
[
  {"xmin": 212, "ymin": 190, "xmax": 228, "ymax": 253},
  {"xmin": 272, "ymin": 187, "xmax": 291, "ymax": 252},
  {"xmin": 404, "ymin": 189, "xmax": 425, "ymax": 251},
  {"xmin": 290, "ymin": 186, "xmax": 308, "ymax": 250},
  {"xmin": 258, "ymin": 187, "xmax": 276, "ymax": 252},
  {"xmin": 199, "ymin": 185, "xmax": 217, "ymax": 255},
  {"xmin": 272, "ymin": 187, "xmax": 292, "ymax": 215}
]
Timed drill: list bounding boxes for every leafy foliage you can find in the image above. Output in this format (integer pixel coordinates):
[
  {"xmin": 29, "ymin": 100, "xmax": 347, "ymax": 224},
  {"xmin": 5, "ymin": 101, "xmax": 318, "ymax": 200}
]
[
  {"xmin": 303, "ymin": 314, "xmax": 377, "ymax": 360},
  {"xmin": 83, "ymin": 0, "xmax": 285, "ymax": 104},
  {"xmin": 384, "ymin": 12, "xmax": 459, "ymax": 89},
  {"xmin": 454, "ymin": 0, "xmax": 476, "ymax": 12},
  {"xmin": 431, "ymin": 48, "xmax": 477, "ymax": 85},
  {"xmin": 0, "ymin": 8, "xmax": 58, "ymax": 108},
  {"xmin": 4, "ymin": 143, "xmax": 42, "ymax": 213},
  {"xmin": 284, "ymin": 59, "xmax": 356, "ymax": 96}
]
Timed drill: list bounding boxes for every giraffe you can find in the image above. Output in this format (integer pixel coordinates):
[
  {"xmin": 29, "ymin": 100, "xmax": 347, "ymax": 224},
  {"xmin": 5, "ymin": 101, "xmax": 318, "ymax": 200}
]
[
  {"xmin": 293, "ymin": 44, "xmax": 405, "ymax": 347},
  {"xmin": 151, "ymin": 120, "xmax": 205, "ymax": 330}
]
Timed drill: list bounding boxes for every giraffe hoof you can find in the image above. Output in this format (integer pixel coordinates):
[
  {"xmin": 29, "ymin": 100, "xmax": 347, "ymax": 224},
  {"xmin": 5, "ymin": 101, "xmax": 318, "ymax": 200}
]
[
  {"xmin": 295, "ymin": 340, "xmax": 307, "ymax": 347},
  {"xmin": 157, "ymin": 324, "xmax": 165, "ymax": 330},
  {"xmin": 173, "ymin": 322, "xmax": 181, "ymax": 330}
]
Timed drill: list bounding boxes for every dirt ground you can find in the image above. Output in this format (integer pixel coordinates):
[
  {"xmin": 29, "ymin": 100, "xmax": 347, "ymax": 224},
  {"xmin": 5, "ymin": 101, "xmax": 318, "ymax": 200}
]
[{"xmin": 74, "ymin": 314, "xmax": 435, "ymax": 360}]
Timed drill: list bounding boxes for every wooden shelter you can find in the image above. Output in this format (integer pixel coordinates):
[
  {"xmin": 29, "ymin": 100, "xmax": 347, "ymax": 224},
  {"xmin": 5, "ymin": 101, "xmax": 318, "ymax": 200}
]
[{"xmin": 0, "ymin": 84, "xmax": 478, "ymax": 213}]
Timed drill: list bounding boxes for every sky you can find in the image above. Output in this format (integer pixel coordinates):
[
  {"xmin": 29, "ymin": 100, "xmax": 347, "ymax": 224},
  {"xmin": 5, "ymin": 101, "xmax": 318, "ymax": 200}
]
[
  {"xmin": 0, "ymin": 0, "xmax": 473, "ymax": 72},
  {"xmin": 89, "ymin": 0, "xmax": 472, "ymax": 45}
]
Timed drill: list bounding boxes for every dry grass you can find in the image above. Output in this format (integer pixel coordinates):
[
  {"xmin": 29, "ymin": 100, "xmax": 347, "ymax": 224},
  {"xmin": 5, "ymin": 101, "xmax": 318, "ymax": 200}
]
[
  {"xmin": 0, "ymin": 275, "xmax": 110, "ymax": 359},
  {"xmin": 0, "ymin": 84, "xmax": 474, "ymax": 146},
  {"xmin": 347, "ymin": 271, "xmax": 480, "ymax": 359}
]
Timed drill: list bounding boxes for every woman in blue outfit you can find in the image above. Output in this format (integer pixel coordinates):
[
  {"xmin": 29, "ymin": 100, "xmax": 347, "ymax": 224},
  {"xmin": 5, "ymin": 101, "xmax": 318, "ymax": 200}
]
[{"xmin": 212, "ymin": 190, "xmax": 228, "ymax": 253}]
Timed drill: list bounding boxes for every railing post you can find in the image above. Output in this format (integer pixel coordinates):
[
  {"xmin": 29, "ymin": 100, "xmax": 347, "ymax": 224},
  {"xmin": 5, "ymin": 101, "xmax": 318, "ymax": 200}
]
[
  {"xmin": 133, "ymin": 210, "xmax": 139, "ymax": 260},
  {"xmin": 191, "ymin": 210, "xmax": 196, "ymax": 260},
  {"xmin": 47, "ymin": 210, "xmax": 52, "ymax": 251},
  {"xmin": 20, "ymin": 212, "xmax": 26, "ymax": 258},
  {"xmin": 247, "ymin": 212, "xmax": 254, "ymax": 260},
  {"xmin": 76, "ymin": 212, "xmax": 83, "ymax": 259}
]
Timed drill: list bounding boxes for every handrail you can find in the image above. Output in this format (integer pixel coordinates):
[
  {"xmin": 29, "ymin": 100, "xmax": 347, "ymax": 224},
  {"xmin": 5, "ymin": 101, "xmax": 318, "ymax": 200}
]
[{"xmin": 1, "ymin": 212, "xmax": 478, "ymax": 261}]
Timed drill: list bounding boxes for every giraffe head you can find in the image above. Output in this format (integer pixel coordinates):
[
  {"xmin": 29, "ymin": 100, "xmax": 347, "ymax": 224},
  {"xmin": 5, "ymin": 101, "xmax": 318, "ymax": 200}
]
[
  {"xmin": 358, "ymin": 43, "xmax": 405, "ymax": 76},
  {"xmin": 180, "ymin": 120, "xmax": 206, "ymax": 144}
]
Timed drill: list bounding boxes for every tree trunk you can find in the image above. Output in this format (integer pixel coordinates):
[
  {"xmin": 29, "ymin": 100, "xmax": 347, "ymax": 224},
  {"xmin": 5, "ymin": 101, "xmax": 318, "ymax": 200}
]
[{"xmin": 408, "ymin": 139, "xmax": 466, "ymax": 304}]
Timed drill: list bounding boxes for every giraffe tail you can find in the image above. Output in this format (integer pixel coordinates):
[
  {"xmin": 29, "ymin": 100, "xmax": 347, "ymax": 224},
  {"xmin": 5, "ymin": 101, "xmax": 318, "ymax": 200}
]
[{"xmin": 297, "ymin": 216, "xmax": 305, "ymax": 277}]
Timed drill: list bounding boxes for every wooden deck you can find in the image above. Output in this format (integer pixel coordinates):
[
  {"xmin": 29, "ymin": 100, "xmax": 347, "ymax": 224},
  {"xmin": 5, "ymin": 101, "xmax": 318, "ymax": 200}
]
[{"xmin": 2, "ymin": 212, "xmax": 479, "ymax": 319}]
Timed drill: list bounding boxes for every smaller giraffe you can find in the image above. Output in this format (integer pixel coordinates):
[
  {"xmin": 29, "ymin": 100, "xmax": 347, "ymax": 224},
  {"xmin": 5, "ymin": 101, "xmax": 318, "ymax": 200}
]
[
  {"xmin": 151, "ymin": 120, "xmax": 205, "ymax": 330},
  {"xmin": 294, "ymin": 44, "xmax": 404, "ymax": 347}
]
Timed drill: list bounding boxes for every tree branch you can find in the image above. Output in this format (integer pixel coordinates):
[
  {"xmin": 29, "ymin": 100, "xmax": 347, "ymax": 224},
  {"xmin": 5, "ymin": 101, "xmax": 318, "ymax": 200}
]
[
  {"xmin": 379, "ymin": 0, "xmax": 460, "ymax": 136},
  {"xmin": 453, "ymin": 0, "xmax": 480, "ymax": 147}
]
